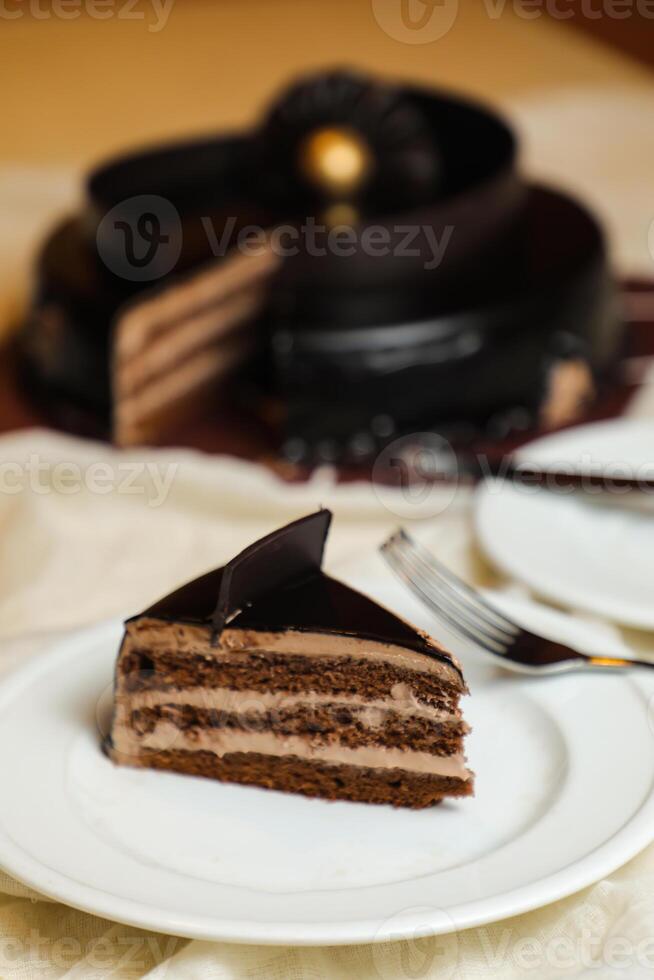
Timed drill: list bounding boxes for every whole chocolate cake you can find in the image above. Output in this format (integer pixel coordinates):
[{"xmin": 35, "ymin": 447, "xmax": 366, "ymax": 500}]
[
  {"xmin": 20, "ymin": 69, "xmax": 622, "ymax": 462},
  {"xmin": 106, "ymin": 510, "xmax": 473, "ymax": 807}
]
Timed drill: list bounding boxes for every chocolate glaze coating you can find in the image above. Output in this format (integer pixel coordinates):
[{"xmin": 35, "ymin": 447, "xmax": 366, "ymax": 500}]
[{"xmin": 135, "ymin": 510, "xmax": 460, "ymax": 674}]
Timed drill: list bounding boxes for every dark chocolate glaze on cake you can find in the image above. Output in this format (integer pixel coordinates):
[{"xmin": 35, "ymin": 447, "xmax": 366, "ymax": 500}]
[{"xmin": 134, "ymin": 511, "xmax": 459, "ymax": 674}]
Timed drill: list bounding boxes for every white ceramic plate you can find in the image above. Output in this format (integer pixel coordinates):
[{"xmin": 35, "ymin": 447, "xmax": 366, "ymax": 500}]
[
  {"xmin": 1, "ymin": 578, "xmax": 654, "ymax": 946},
  {"xmin": 475, "ymin": 418, "xmax": 654, "ymax": 629}
]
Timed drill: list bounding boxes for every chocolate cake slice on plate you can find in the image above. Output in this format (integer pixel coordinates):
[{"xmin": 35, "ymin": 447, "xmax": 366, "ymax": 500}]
[{"xmin": 105, "ymin": 510, "xmax": 473, "ymax": 807}]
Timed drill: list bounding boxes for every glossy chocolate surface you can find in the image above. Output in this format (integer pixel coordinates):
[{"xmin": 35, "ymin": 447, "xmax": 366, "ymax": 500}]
[{"xmin": 137, "ymin": 511, "xmax": 458, "ymax": 672}]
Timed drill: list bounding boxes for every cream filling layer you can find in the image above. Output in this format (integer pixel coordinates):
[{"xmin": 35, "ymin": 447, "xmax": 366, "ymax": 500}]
[
  {"xmin": 114, "ymin": 246, "xmax": 278, "ymax": 363},
  {"xmin": 114, "ymin": 722, "xmax": 471, "ymax": 780},
  {"xmin": 121, "ymin": 684, "xmax": 463, "ymax": 727},
  {"xmin": 125, "ymin": 619, "xmax": 464, "ymax": 688},
  {"xmin": 116, "ymin": 336, "xmax": 251, "ymax": 438}
]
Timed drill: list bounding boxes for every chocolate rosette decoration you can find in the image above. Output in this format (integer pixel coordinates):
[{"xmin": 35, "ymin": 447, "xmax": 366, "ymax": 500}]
[{"xmin": 255, "ymin": 69, "xmax": 442, "ymax": 219}]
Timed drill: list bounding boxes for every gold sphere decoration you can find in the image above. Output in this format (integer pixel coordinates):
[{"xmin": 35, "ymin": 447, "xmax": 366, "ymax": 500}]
[{"xmin": 298, "ymin": 126, "xmax": 373, "ymax": 199}]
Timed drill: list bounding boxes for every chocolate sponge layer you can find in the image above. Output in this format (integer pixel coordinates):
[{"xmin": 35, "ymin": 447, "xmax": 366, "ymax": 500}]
[
  {"xmin": 108, "ymin": 747, "xmax": 474, "ymax": 808},
  {"xmin": 108, "ymin": 605, "xmax": 473, "ymax": 807},
  {"xmin": 129, "ymin": 702, "xmax": 468, "ymax": 754},
  {"xmin": 120, "ymin": 648, "xmax": 462, "ymax": 712}
]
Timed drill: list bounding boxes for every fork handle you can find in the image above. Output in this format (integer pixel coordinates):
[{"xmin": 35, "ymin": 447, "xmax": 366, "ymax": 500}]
[{"xmin": 587, "ymin": 655, "xmax": 654, "ymax": 670}]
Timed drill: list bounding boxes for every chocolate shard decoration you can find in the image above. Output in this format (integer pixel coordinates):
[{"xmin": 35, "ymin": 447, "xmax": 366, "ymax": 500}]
[{"xmin": 211, "ymin": 509, "xmax": 332, "ymax": 639}]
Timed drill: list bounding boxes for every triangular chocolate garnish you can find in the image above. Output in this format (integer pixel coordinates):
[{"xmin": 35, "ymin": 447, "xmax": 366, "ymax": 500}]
[
  {"xmin": 211, "ymin": 509, "xmax": 331, "ymax": 639},
  {"xmin": 136, "ymin": 508, "xmax": 458, "ymax": 673}
]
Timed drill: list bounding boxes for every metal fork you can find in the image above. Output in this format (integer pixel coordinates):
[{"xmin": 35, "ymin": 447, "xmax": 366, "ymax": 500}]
[{"xmin": 381, "ymin": 529, "xmax": 654, "ymax": 675}]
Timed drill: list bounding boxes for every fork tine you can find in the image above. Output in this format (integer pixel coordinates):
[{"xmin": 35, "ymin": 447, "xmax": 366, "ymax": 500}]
[
  {"xmin": 382, "ymin": 543, "xmax": 509, "ymax": 656},
  {"xmin": 386, "ymin": 539, "xmax": 511, "ymax": 651},
  {"xmin": 396, "ymin": 529, "xmax": 521, "ymax": 635},
  {"xmin": 390, "ymin": 534, "xmax": 516, "ymax": 644},
  {"xmin": 383, "ymin": 547, "xmax": 507, "ymax": 656}
]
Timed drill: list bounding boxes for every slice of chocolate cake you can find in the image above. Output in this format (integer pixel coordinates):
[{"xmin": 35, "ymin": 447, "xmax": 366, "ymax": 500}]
[{"xmin": 105, "ymin": 511, "xmax": 473, "ymax": 808}]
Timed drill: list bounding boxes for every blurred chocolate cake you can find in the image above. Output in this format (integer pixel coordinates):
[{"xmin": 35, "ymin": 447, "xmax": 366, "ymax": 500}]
[{"xmin": 19, "ymin": 68, "xmax": 622, "ymax": 461}]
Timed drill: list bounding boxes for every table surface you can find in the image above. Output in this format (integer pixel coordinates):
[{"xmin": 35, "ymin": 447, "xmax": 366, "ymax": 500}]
[{"xmin": 2, "ymin": 0, "xmax": 653, "ymax": 171}]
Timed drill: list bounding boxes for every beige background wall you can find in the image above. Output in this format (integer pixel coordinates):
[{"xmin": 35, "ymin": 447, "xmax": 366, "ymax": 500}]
[
  {"xmin": 1, "ymin": 0, "xmax": 653, "ymax": 338},
  {"xmin": 2, "ymin": 0, "xmax": 652, "ymax": 169}
]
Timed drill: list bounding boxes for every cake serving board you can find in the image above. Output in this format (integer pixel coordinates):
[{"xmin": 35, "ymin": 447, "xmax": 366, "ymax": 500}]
[{"xmin": 1, "ymin": 571, "xmax": 653, "ymax": 946}]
